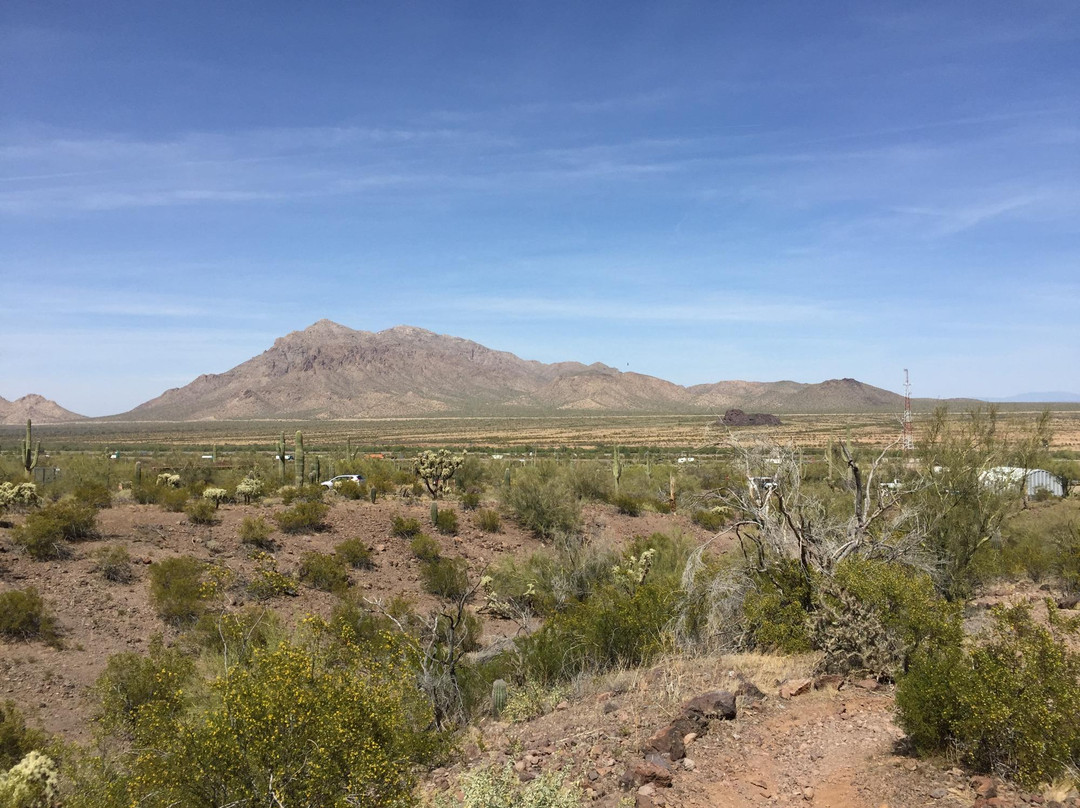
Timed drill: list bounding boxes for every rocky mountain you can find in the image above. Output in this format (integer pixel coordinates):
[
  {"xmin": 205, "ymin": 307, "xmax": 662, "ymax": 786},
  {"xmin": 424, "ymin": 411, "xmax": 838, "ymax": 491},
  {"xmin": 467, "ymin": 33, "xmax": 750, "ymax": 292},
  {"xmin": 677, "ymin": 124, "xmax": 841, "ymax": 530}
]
[
  {"xmin": 0, "ymin": 394, "xmax": 87, "ymax": 425},
  {"xmin": 118, "ymin": 320, "xmax": 908, "ymax": 420}
]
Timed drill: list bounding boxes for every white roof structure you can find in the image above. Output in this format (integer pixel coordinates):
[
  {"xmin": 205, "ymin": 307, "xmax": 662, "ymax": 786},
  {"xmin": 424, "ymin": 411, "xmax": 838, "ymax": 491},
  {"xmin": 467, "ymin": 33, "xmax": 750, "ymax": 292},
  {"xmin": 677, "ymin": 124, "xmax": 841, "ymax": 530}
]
[{"xmin": 979, "ymin": 466, "xmax": 1065, "ymax": 498}]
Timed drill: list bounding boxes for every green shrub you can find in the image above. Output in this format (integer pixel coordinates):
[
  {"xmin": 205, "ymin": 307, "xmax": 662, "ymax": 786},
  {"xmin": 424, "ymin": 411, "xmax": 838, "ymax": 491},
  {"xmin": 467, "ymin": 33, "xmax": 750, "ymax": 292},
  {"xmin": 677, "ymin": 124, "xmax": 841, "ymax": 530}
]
[
  {"xmin": 93, "ymin": 544, "xmax": 134, "ymax": 583},
  {"xmin": 299, "ymin": 551, "xmax": 349, "ymax": 593},
  {"xmin": 567, "ymin": 464, "xmax": 613, "ymax": 503},
  {"xmin": 184, "ymin": 498, "xmax": 218, "ymax": 525},
  {"xmin": 246, "ymin": 553, "xmax": 299, "ymax": 600},
  {"xmin": 333, "ymin": 479, "xmax": 366, "ymax": 500},
  {"xmin": 741, "ymin": 560, "xmax": 815, "ymax": 653},
  {"xmin": 132, "ymin": 484, "xmax": 159, "ymax": 505},
  {"xmin": 193, "ymin": 608, "xmax": 283, "ymax": 664},
  {"xmin": 390, "ymin": 515, "xmax": 423, "ymax": 539},
  {"xmin": 280, "ymin": 483, "xmax": 325, "ymax": 505},
  {"xmin": 421, "ymin": 556, "xmax": 469, "ymax": 600},
  {"xmin": 410, "ymin": 533, "xmax": 441, "ymax": 562},
  {"xmin": 273, "ymin": 500, "xmax": 329, "ymax": 534},
  {"xmin": 336, "ymin": 538, "xmax": 375, "ymax": 570},
  {"xmin": 94, "ymin": 638, "xmax": 195, "ymax": 735},
  {"xmin": 448, "ymin": 763, "xmax": 582, "ymax": 808},
  {"xmin": 435, "ymin": 508, "xmax": 458, "ymax": 535},
  {"xmin": 12, "ymin": 500, "xmax": 98, "ymax": 559},
  {"xmin": 158, "ymin": 486, "xmax": 189, "ymax": 512},
  {"xmin": 0, "ymin": 701, "xmax": 49, "ymax": 771},
  {"xmin": 88, "ymin": 629, "xmax": 435, "ymax": 808},
  {"xmin": 518, "ymin": 582, "xmax": 674, "ymax": 684},
  {"xmin": 461, "ymin": 490, "xmax": 481, "ymax": 510},
  {"xmin": 149, "ymin": 556, "xmax": 208, "ymax": 626},
  {"xmin": 500, "ymin": 681, "xmax": 572, "ymax": 723},
  {"xmin": 503, "ymin": 471, "xmax": 580, "ymax": 541},
  {"xmin": 0, "ymin": 589, "xmax": 60, "ymax": 646},
  {"xmin": 238, "ymin": 516, "xmax": 275, "ymax": 549},
  {"xmin": 691, "ymin": 508, "xmax": 727, "ymax": 531},
  {"xmin": 475, "ymin": 508, "xmax": 501, "ymax": 533},
  {"xmin": 612, "ymin": 494, "xmax": 642, "ymax": 517},
  {"xmin": 896, "ymin": 601, "xmax": 1080, "ymax": 787},
  {"xmin": 73, "ymin": 481, "xmax": 112, "ymax": 509}
]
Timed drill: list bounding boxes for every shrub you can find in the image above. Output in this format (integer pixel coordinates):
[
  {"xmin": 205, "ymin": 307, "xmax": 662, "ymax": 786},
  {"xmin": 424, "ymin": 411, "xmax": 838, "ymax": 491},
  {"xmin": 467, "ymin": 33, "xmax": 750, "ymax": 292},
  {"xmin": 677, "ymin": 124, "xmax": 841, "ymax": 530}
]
[
  {"xmin": 246, "ymin": 552, "xmax": 299, "ymax": 600},
  {"xmin": 500, "ymin": 681, "xmax": 572, "ymax": 724},
  {"xmin": 238, "ymin": 515, "xmax": 275, "ymax": 549},
  {"xmin": 0, "ymin": 702, "xmax": 48, "ymax": 771},
  {"xmin": 72, "ymin": 481, "xmax": 112, "ymax": 509},
  {"xmin": 741, "ymin": 560, "xmax": 816, "ymax": 653},
  {"xmin": 193, "ymin": 608, "xmax": 283, "ymax": 663},
  {"xmin": 503, "ymin": 471, "xmax": 580, "ymax": 541},
  {"xmin": 94, "ymin": 638, "xmax": 195, "ymax": 735},
  {"xmin": 333, "ymin": 479, "xmax": 366, "ymax": 500},
  {"xmin": 93, "ymin": 630, "xmax": 434, "ymax": 808},
  {"xmin": 12, "ymin": 500, "xmax": 98, "ymax": 559},
  {"xmin": 131, "ymin": 484, "xmax": 159, "ymax": 505},
  {"xmin": 185, "ymin": 498, "xmax": 218, "ymax": 525},
  {"xmin": 93, "ymin": 544, "xmax": 134, "ymax": 583},
  {"xmin": 896, "ymin": 601, "xmax": 1080, "ymax": 787},
  {"xmin": 475, "ymin": 508, "xmax": 501, "ymax": 533},
  {"xmin": 410, "ymin": 533, "xmax": 441, "ymax": 562},
  {"xmin": 0, "ymin": 589, "xmax": 60, "ymax": 645},
  {"xmin": 435, "ymin": 508, "xmax": 458, "ymax": 535},
  {"xmin": 461, "ymin": 489, "xmax": 481, "ymax": 510},
  {"xmin": 336, "ymin": 538, "xmax": 375, "ymax": 570},
  {"xmin": 299, "ymin": 552, "xmax": 349, "ymax": 593},
  {"xmin": 691, "ymin": 508, "xmax": 727, "ymax": 531},
  {"xmin": 158, "ymin": 486, "xmax": 189, "ymax": 512},
  {"xmin": 390, "ymin": 515, "xmax": 424, "ymax": 539},
  {"xmin": 421, "ymin": 556, "xmax": 469, "ymax": 600},
  {"xmin": 148, "ymin": 556, "xmax": 208, "ymax": 626},
  {"xmin": 280, "ymin": 483, "xmax": 325, "ymax": 505},
  {"xmin": 612, "ymin": 494, "xmax": 642, "ymax": 517},
  {"xmin": 566, "ymin": 464, "xmax": 613, "ymax": 503},
  {"xmin": 273, "ymin": 500, "xmax": 329, "ymax": 534},
  {"xmin": 448, "ymin": 763, "xmax": 582, "ymax": 808}
]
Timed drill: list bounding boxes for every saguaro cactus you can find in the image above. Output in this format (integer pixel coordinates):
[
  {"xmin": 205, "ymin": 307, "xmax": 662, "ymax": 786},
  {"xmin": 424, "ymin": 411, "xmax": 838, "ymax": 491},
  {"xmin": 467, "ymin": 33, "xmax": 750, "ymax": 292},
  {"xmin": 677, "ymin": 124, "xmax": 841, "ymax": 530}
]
[
  {"xmin": 21, "ymin": 419, "xmax": 40, "ymax": 480},
  {"xmin": 277, "ymin": 432, "xmax": 287, "ymax": 484},
  {"xmin": 295, "ymin": 431, "xmax": 305, "ymax": 487},
  {"xmin": 134, "ymin": 461, "xmax": 143, "ymax": 485},
  {"xmin": 491, "ymin": 679, "xmax": 508, "ymax": 718},
  {"xmin": 612, "ymin": 446, "xmax": 623, "ymax": 494},
  {"xmin": 312, "ymin": 456, "xmax": 321, "ymax": 483},
  {"xmin": 430, "ymin": 501, "xmax": 439, "ymax": 525}
]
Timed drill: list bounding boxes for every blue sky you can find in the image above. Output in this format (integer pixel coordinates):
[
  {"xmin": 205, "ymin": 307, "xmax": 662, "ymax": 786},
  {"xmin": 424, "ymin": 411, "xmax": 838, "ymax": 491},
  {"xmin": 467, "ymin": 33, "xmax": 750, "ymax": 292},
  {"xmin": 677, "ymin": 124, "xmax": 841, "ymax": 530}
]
[{"xmin": 2, "ymin": 1, "xmax": 1078, "ymax": 416}]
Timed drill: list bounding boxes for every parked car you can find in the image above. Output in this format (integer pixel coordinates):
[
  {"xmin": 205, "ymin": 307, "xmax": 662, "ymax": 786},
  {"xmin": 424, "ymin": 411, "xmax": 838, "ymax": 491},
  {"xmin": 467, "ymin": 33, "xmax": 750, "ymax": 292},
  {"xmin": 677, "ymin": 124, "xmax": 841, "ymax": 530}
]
[{"xmin": 320, "ymin": 474, "xmax": 365, "ymax": 489}]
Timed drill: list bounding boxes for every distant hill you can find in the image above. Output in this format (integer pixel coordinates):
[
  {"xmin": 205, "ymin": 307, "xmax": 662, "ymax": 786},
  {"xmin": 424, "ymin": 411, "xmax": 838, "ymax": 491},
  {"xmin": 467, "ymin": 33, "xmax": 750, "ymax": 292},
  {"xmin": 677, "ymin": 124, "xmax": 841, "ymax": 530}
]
[
  {"xmin": 991, "ymin": 391, "xmax": 1080, "ymax": 403},
  {"xmin": 115, "ymin": 320, "xmax": 918, "ymax": 421},
  {"xmin": 0, "ymin": 394, "xmax": 87, "ymax": 424}
]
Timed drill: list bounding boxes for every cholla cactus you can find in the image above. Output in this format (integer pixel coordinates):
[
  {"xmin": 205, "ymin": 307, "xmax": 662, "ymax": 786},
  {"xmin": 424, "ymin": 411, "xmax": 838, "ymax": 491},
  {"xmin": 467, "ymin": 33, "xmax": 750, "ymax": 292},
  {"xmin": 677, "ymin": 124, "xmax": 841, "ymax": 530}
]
[
  {"xmin": 0, "ymin": 482, "xmax": 39, "ymax": 512},
  {"xmin": 235, "ymin": 476, "xmax": 264, "ymax": 504},
  {"xmin": 414, "ymin": 449, "xmax": 464, "ymax": 500},
  {"xmin": 0, "ymin": 750, "xmax": 60, "ymax": 807},
  {"xmin": 157, "ymin": 473, "xmax": 182, "ymax": 488},
  {"xmin": 202, "ymin": 488, "xmax": 229, "ymax": 508},
  {"xmin": 612, "ymin": 548, "xmax": 655, "ymax": 591}
]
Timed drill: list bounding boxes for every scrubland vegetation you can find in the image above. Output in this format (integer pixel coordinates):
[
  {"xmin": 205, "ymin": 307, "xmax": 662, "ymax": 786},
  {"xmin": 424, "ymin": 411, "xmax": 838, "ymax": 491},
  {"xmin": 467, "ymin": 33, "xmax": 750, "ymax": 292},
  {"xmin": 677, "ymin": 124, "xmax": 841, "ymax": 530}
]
[{"xmin": 1, "ymin": 408, "xmax": 1079, "ymax": 805}]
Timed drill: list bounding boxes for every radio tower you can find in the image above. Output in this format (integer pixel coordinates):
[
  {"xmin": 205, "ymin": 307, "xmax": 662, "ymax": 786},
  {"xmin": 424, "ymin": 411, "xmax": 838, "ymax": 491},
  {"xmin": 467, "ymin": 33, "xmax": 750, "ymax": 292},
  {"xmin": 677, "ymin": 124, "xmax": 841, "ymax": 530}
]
[{"xmin": 901, "ymin": 369, "xmax": 914, "ymax": 451}]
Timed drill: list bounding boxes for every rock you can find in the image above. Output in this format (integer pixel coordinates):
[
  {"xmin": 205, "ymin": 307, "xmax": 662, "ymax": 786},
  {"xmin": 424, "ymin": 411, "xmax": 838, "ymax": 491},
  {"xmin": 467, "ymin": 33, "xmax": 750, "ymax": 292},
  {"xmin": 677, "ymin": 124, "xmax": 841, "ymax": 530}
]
[
  {"xmin": 971, "ymin": 776, "xmax": 998, "ymax": 799},
  {"xmin": 779, "ymin": 678, "xmax": 813, "ymax": 699},
  {"xmin": 635, "ymin": 795, "xmax": 655, "ymax": 808},
  {"xmin": 683, "ymin": 732, "xmax": 698, "ymax": 746},
  {"xmin": 803, "ymin": 787, "xmax": 815, "ymax": 801},
  {"xmin": 682, "ymin": 758, "xmax": 696, "ymax": 771},
  {"xmin": 681, "ymin": 691, "xmax": 737, "ymax": 726},
  {"xmin": 930, "ymin": 788, "xmax": 948, "ymax": 799},
  {"xmin": 631, "ymin": 760, "xmax": 673, "ymax": 788},
  {"xmin": 645, "ymin": 722, "xmax": 690, "ymax": 761},
  {"xmin": 720, "ymin": 409, "xmax": 782, "ymax": 427},
  {"xmin": 852, "ymin": 678, "xmax": 881, "ymax": 691},
  {"xmin": 638, "ymin": 784, "xmax": 657, "ymax": 797},
  {"xmin": 813, "ymin": 674, "xmax": 844, "ymax": 691},
  {"xmin": 734, "ymin": 675, "xmax": 766, "ymax": 700}
]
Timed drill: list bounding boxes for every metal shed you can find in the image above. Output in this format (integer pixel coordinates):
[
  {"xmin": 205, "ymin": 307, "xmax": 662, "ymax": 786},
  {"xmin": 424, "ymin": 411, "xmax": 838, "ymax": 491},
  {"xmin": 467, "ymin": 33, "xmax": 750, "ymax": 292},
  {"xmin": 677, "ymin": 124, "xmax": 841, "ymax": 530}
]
[{"xmin": 980, "ymin": 466, "xmax": 1065, "ymax": 498}]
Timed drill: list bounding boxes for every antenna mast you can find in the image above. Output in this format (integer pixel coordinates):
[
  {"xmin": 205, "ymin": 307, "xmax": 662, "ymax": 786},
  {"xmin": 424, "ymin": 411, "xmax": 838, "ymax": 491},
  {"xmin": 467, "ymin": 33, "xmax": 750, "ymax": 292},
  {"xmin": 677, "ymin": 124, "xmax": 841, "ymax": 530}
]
[{"xmin": 902, "ymin": 369, "xmax": 914, "ymax": 451}]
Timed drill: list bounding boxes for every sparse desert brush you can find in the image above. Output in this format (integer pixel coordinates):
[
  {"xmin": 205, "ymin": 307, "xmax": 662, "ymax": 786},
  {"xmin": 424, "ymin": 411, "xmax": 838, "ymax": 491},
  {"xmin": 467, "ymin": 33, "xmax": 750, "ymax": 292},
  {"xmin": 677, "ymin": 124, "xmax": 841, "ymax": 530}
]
[
  {"xmin": 148, "ymin": 556, "xmax": 210, "ymax": 626},
  {"xmin": 691, "ymin": 508, "xmax": 727, "ymax": 531},
  {"xmin": 502, "ymin": 468, "xmax": 580, "ymax": 541},
  {"xmin": 420, "ymin": 556, "xmax": 469, "ymax": 600},
  {"xmin": 475, "ymin": 508, "xmax": 501, "ymax": 533},
  {"xmin": 612, "ymin": 493, "xmax": 642, "ymax": 516},
  {"xmin": 0, "ymin": 701, "xmax": 49, "ymax": 771},
  {"xmin": 238, "ymin": 515, "xmax": 275, "ymax": 549},
  {"xmin": 247, "ymin": 553, "xmax": 299, "ymax": 600},
  {"xmin": 434, "ymin": 508, "xmax": 458, "ymax": 535},
  {"xmin": 93, "ymin": 544, "xmax": 134, "ymax": 583},
  {"xmin": 335, "ymin": 538, "xmax": 375, "ymax": 570},
  {"xmin": 185, "ymin": 498, "xmax": 218, "ymax": 525},
  {"xmin": 158, "ymin": 486, "xmax": 189, "ymax": 512},
  {"xmin": 12, "ymin": 500, "xmax": 98, "ymax": 560},
  {"xmin": 273, "ymin": 500, "xmax": 329, "ymax": 533},
  {"xmin": 298, "ymin": 551, "xmax": 349, "ymax": 593},
  {"xmin": 390, "ymin": 515, "xmax": 424, "ymax": 539},
  {"xmin": 410, "ymin": 533, "xmax": 441, "ymax": 562},
  {"xmin": 0, "ymin": 588, "xmax": 60, "ymax": 646}
]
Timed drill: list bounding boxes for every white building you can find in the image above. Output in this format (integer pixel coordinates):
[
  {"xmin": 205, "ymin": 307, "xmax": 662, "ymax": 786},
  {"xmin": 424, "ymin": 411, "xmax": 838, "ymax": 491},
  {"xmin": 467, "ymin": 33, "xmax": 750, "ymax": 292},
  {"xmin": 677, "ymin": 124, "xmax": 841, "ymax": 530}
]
[{"xmin": 979, "ymin": 467, "xmax": 1065, "ymax": 498}]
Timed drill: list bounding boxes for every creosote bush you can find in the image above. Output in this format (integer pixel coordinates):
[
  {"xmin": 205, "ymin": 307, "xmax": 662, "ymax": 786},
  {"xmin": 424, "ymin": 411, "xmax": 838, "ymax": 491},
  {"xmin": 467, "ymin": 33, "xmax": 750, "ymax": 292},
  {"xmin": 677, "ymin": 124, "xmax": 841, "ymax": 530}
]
[
  {"xmin": 157, "ymin": 486, "xmax": 189, "ymax": 512},
  {"xmin": 93, "ymin": 544, "xmax": 134, "ymax": 583},
  {"xmin": 502, "ymin": 466, "xmax": 581, "ymax": 541},
  {"xmin": 410, "ymin": 533, "xmax": 441, "ymax": 562},
  {"xmin": 391, "ymin": 515, "xmax": 424, "ymax": 539},
  {"xmin": 184, "ymin": 498, "xmax": 218, "ymax": 525},
  {"xmin": 12, "ymin": 500, "xmax": 98, "ymax": 559},
  {"xmin": 298, "ymin": 551, "xmax": 349, "ymax": 593},
  {"xmin": 0, "ymin": 588, "xmax": 60, "ymax": 646},
  {"xmin": 475, "ymin": 508, "xmax": 501, "ymax": 533},
  {"xmin": 336, "ymin": 537, "xmax": 375, "ymax": 570},
  {"xmin": 420, "ymin": 556, "xmax": 469, "ymax": 600},
  {"xmin": 897, "ymin": 601, "xmax": 1080, "ymax": 787},
  {"xmin": 612, "ymin": 493, "xmax": 642, "ymax": 517},
  {"xmin": 272, "ymin": 500, "xmax": 329, "ymax": 533},
  {"xmin": 148, "ymin": 556, "xmax": 209, "ymax": 626},
  {"xmin": 434, "ymin": 508, "xmax": 458, "ymax": 535},
  {"xmin": 238, "ymin": 515, "xmax": 274, "ymax": 549},
  {"xmin": 691, "ymin": 508, "xmax": 727, "ymax": 531}
]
